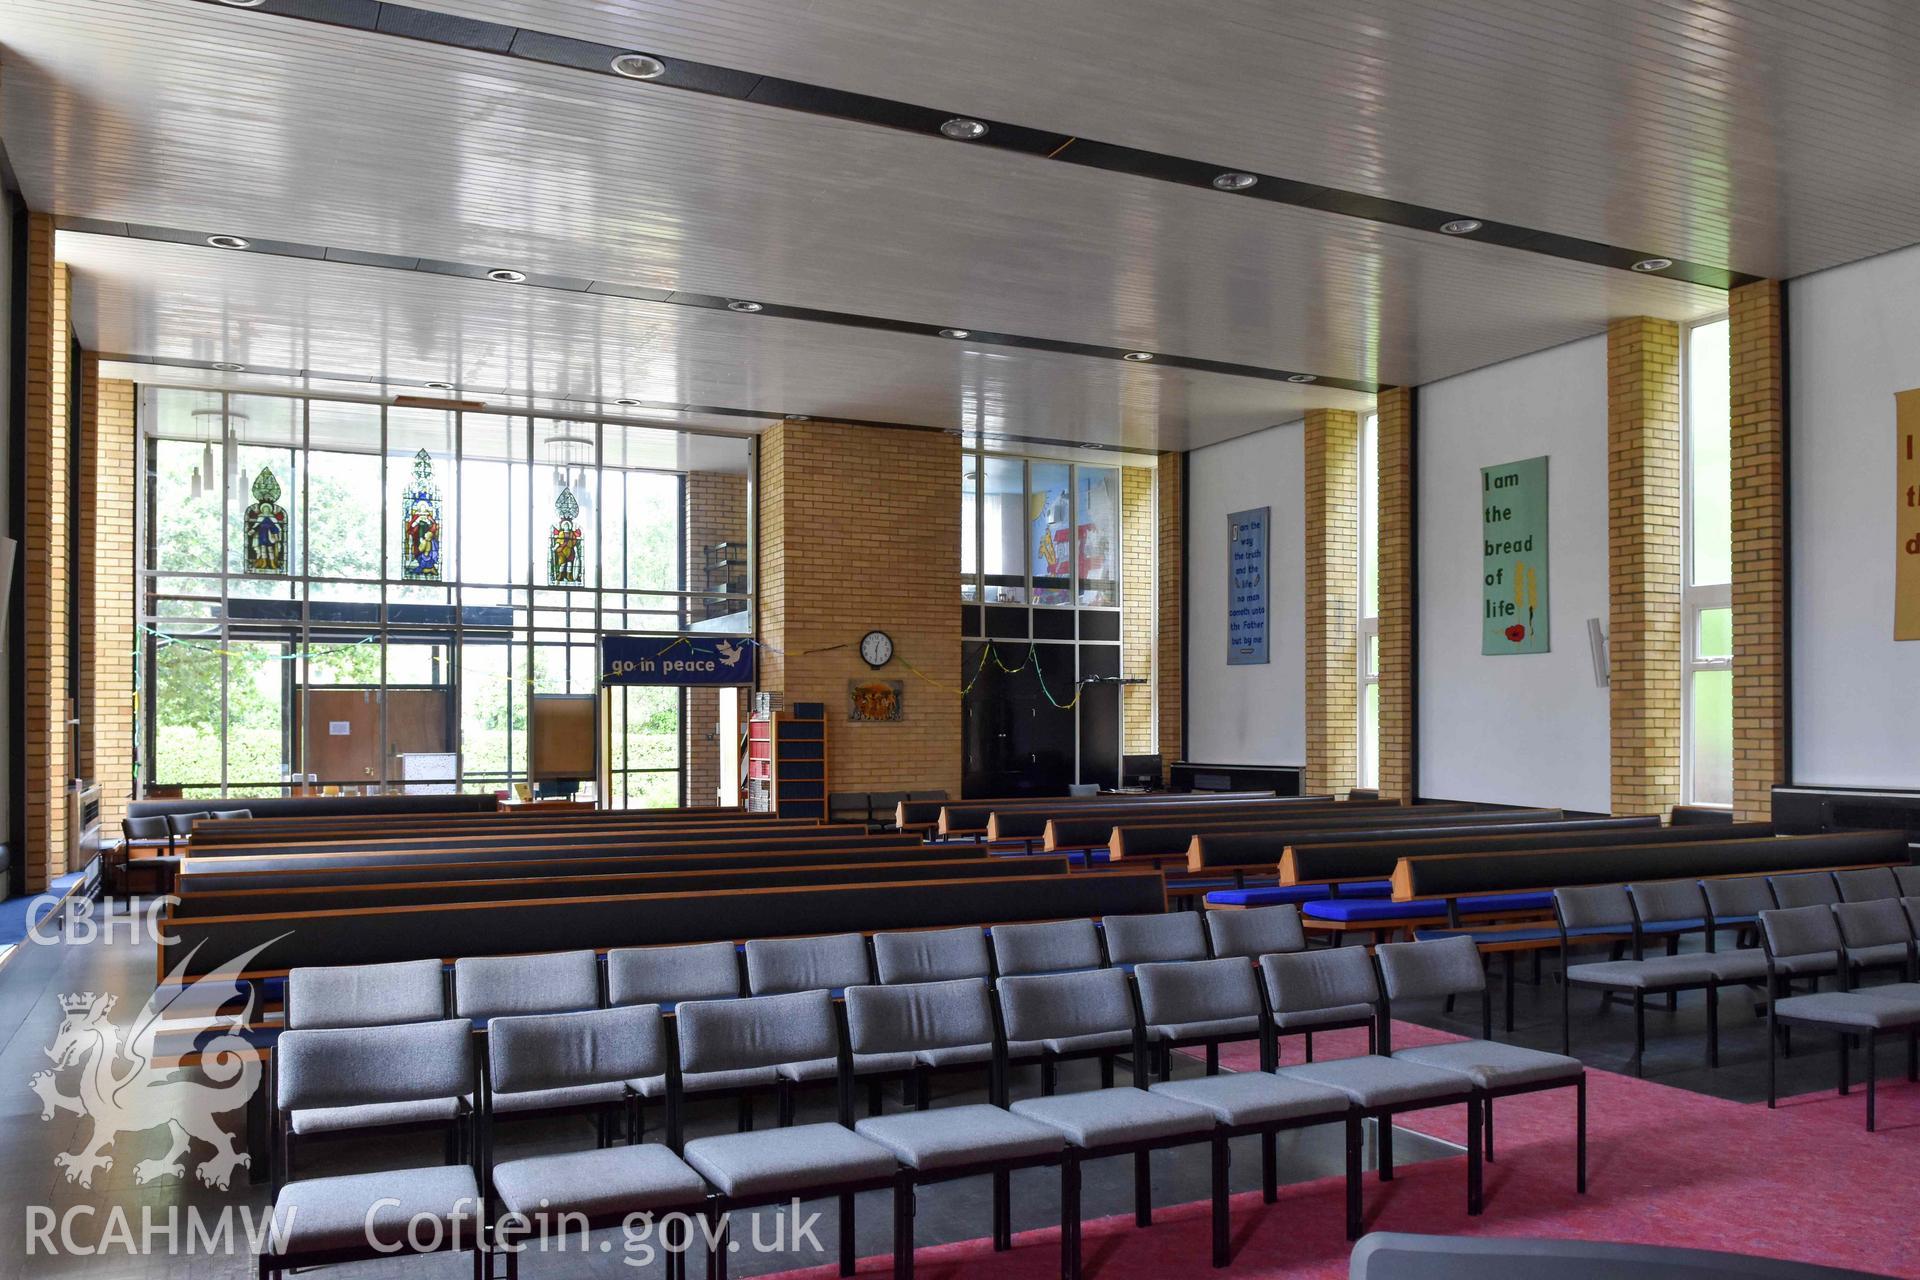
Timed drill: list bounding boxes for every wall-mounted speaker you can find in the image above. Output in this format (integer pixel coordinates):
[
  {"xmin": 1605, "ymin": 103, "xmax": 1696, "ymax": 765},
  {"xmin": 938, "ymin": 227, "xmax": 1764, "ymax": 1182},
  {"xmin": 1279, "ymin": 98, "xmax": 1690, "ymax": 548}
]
[{"xmin": 1587, "ymin": 616, "xmax": 1610, "ymax": 688}]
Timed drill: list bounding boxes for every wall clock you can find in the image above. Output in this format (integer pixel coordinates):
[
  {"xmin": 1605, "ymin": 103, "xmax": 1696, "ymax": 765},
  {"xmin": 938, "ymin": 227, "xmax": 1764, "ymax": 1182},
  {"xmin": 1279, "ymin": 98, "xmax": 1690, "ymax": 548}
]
[{"xmin": 859, "ymin": 630, "xmax": 894, "ymax": 668}]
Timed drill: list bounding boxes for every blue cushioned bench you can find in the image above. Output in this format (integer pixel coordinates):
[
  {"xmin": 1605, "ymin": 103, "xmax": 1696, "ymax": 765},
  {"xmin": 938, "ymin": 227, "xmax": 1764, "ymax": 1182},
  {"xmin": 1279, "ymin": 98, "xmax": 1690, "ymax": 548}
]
[
  {"xmin": 1203, "ymin": 880, "xmax": 1394, "ymax": 909},
  {"xmin": 1298, "ymin": 891, "xmax": 1557, "ymax": 943}
]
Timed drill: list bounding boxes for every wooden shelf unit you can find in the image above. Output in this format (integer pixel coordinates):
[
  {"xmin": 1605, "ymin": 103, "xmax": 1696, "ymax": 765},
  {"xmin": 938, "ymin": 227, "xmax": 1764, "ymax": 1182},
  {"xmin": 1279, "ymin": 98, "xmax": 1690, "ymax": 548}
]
[{"xmin": 746, "ymin": 701, "xmax": 828, "ymax": 819}]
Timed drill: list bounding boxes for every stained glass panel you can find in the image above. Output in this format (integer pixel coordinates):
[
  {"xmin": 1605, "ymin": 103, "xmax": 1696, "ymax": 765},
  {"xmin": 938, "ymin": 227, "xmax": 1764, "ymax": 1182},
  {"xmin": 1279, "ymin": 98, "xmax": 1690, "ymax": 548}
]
[
  {"xmin": 549, "ymin": 485, "xmax": 584, "ymax": 584},
  {"xmin": 401, "ymin": 448, "xmax": 443, "ymax": 581},
  {"xmin": 242, "ymin": 466, "xmax": 290, "ymax": 574}
]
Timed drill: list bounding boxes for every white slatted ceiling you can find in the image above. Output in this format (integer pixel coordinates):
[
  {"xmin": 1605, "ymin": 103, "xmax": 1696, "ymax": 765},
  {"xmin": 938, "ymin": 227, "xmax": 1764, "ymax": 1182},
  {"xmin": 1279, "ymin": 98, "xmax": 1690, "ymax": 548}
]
[
  {"xmin": 426, "ymin": 0, "xmax": 1920, "ymax": 280},
  {"xmin": 67, "ymin": 233, "xmax": 1365, "ymax": 449}
]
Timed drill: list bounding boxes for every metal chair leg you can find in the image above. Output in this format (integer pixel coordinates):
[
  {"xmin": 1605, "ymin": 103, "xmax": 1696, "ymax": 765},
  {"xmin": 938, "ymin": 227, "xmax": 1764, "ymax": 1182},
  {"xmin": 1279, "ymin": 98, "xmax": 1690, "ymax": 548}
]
[
  {"xmin": 1466, "ymin": 1096, "xmax": 1484, "ymax": 1216},
  {"xmin": 1576, "ymin": 1075, "xmax": 1587, "ymax": 1193},
  {"xmin": 1210, "ymin": 1135, "xmax": 1230, "ymax": 1268},
  {"xmin": 1260, "ymin": 1130, "xmax": 1277, "ymax": 1203},
  {"xmin": 1378, "ymin": 1115, "xmax": 1394, "ymax": 1181},
  {"xmin": 1133, "ymin": 1149, "xmax": 1151, "ymax": 1226},
  {"xmin": 1344, "ymin": 1112, "xmax": 1364, "ymax": 1241},
  {"xmin": 838, "ymin": 1192, "xmax": 856, "ymax": 1277},
  {"xmin": 894, "ymin": 1178, "xmax": 916, "ymax": 1279},
  {"xmin": 991, "ymin": 1169, "xmax": 1011, "ymax": 1250},
  {"xmin": 1059, "ymin": 1158, "xmax": 1081, "ymax": 1280}
]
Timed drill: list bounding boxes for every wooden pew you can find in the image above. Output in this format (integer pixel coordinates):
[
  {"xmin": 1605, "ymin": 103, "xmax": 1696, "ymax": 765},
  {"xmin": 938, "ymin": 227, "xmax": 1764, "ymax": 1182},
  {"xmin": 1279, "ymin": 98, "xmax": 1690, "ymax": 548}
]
[
  {"xmin": 183, "ymin": 822, "xmax": 878, "ymax": 859},
  {"xmin": 159, "ymin": 867, "xmax": 1171, "ymax": 978},
  {"xmin": 170, "ymin": 854, "xmax": 1068, "ymax": 917},
  {"xmin": 176, "ymin": 837, "xmax": 933, "ymax": 887},
  {"xmin": 978, "ymin": 796, "xmax": 1397, "ymax": 844},
  {"xmin": 1390, "ymin": 830, "xmax": 1911, "ymax": 901},
  {"xmin": 1278, "ymin": 821, "xmax": 1773, "ymax": 887},
  {"xmin": 187, "ymin": 807, "xmax": 809, "ymax": 845},
  {"xmin": 933, "ymin": 790, "xmax": 1285, "ymax": 837},
  {"xmin": 174, "ymin": 843, "xmax": 982, "ymax": 893},
  {"xmin": 1084, "ymin": 803, "xmax": 1512, "ymax": 859}
]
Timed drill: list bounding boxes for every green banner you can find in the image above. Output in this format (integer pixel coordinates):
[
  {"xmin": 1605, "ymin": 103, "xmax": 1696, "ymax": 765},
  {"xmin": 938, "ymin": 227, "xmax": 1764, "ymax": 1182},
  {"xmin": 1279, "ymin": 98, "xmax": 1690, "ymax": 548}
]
[{"xmin": 1482, "ymin": 455, "xmax": 1550, "ymax": 654}]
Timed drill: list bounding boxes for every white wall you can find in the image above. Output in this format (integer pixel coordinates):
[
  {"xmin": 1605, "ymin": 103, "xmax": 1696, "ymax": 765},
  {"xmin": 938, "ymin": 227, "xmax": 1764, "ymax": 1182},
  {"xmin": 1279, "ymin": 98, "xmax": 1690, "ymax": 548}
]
[
  {"xmin": 1789, "ymin": 245, "xmax": 1920, "ymax": 788},
  {"xmin": 1186, "ymin": 421, "xmax": 1307, "ymax": 765},
  {"xmin": 1418, "ymin": 336, "xmax": 1612, "ymax": 811}
]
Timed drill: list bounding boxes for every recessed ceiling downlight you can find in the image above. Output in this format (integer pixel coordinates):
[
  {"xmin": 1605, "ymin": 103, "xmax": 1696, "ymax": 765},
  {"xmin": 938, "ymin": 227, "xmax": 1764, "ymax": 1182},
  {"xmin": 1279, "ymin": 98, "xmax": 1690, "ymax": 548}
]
[
  {"xmin": 425, "ymin": 381, "xmax": 456, "ymax": 390},
  {"xmin": 215, "ymin": 0, "xmax": 265, "ymax": 7},
  {"xmin": 784, "ymin": 414, "xmax": 810, "ymax": 422},
  {"xmin": 1121, "ymin": 351, "xmax": 1155, "ymax": 362},
  {"xmin": 940, "ymin": 117, "xmax": 989, "ymax": 140},
  {"xmin": 726, "ymin": 300, "xmax": 763, "ymax": 313},
  {"xmin": 939, "ymin": 328, "xmax": 971, "ymax": 339},
  {"xmin": 1286, "ymin": 373, "xmax": 1317, "ymax": 384},
  {"xmin": 610, "ymin": 53, "xmax": 667, "ymax": 80},
  {"xmin": 1631, "ymin": 257, "xmax": 1674, "ymax": 273},
  {"xmin": 211, "ymin": 362, "xmax": 246, "ymax": 371},
  {"xmin": 487, "ymin": 268, "xmax": 528, "ymax": 283},
  {"xmin": 1212, "ymin": 172, "xmax": 1258, "ymax": 191},
  {"xmin": 616, "ymin": 398, "xmax": 644, "ymax": 407},
  {"xmin": 207, "ymin": 234, "xmax": 251, "ymax": 249},
  {"xmin": 1439, "ymin": 219, "xmax": 1482, "ymax": 235}
]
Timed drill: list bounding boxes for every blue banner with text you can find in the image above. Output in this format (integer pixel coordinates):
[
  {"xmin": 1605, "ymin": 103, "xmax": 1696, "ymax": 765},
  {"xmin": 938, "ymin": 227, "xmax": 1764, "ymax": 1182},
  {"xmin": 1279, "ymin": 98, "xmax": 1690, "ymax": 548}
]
[{"xmin": 601, "ymin": 634, "xmax": 756, "ymax": 686}]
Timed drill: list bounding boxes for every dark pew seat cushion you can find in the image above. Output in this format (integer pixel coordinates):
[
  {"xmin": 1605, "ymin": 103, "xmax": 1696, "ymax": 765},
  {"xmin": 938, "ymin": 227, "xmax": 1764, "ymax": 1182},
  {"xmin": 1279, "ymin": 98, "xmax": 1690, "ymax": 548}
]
[
  {"xmin": 1204, "ymin": 881, "xmax": 1392, "ymax": 909},
  {"xmin": 1303, "ymin": 891, "xmax": 1554, "ymax": 923}
]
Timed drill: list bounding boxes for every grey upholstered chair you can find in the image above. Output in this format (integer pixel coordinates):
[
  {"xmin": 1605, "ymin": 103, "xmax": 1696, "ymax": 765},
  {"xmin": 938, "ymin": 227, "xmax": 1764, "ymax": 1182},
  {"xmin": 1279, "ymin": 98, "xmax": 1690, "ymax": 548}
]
[
  {"xmin": 1703, "ymin": 874, "xmax": 1777, "ymax": 931},
  {"xmin": 1263, "ymin": 946, "xmax": 1486, "ymax": 1231},
  {"xmin": 871, "ymin": 926, "xmax": 991, "ymax": 984},
  {"xmin": 994, "ymin": 964, "xmax": 1136, "ymax": 1094},
  {"xmin": 453, "ymin": 949, "xmax": 602, "ymax": 1022},
  {"xmin": 1836, "ymin": 867, "xmax": 1902, "ymax": 903},
  {"xmin": 675, "ymin": 990, "xmax": 899, "ymax": 1280},
  {"xmin": 1628, "ymin": 879, "xmax": 1712, "ymax": 946},
  {"xmin": 743, "ymin": 932, "xmax": 872, "ymax": 995},
  {"xmin": 607, "ymin": 941, "xmax": 741, "ymax": 1009},
  {"xmin": 1832, "ymin": 899, "xmax": 1917, "ymax": 984},
  {"xmin": 1137, "ymin": 957, "xmax": 1353, "ymax": 1246},
  {"xmin": 1895, "ymin": 866, "xmax": 1920, "ymax": 898},
  {"xmin": 1205, "ymin": 904, "xmax": 1307, "ymax": 961},
  {"xmin": 1769, "ymin": 872, "xmax": 1841, "ymax": 909},
  {"xmin": 1255, "ymin": 937, "xmax": 1376, "ymax": 1063},
  {"xmin": 485, "ymin": 1005, "xmax": 705, "ymax": 1278},
  {"xmin": 209, "ymin": 808, "xmax": 254, "ymax": 820},
  {"xmin": 1557, "ymin": 883, "xmax": 1742, "ymax": 1072},
  {"xmin": 266, "ymin": 1018, "xmax": 481, "ymax": 1280},
  {"xmin": 274, "ymin": 967, "xmax": 472, "ymax": 1174},
  {"xmin": 1762, "ymin": 907, "xmax": 1920, "ymax": 1129},
  {"xmin": 1103, "ymin": 912, "xmax": 1209, "ymax": 966},
  {"xmin": 285, "ymin": 958, "xmax": 448, "ymax": 1030},
  {"xmin": 1376, "ymin": 937, "xmax": 1586, "ymax": 1191},
  {"xmin": 1135, "ymin": 956, "xmax": 1263, "ymax": 1078},
  {"xmin": 164, "ymin": 811, "xmax": 210, "ymax": 843},
  {"xmin": 990, "ymin": 918, "xmax": 1104, "ymax": 977},
  {"xmin": 997, "ymin": 968, "xmax": 1224, "ymax": 1273},
  {"xmin": 846, "ymin": 979, "xmax": 1066, "ymax": 1272}
]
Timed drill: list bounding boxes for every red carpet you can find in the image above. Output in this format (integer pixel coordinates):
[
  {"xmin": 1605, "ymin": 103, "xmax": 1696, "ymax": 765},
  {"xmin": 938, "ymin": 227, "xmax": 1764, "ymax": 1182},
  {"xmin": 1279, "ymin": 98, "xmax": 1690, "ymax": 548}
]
[{"xmin": 763, "ymin": 1021, "xmax": 1920, "ymax": 1278}]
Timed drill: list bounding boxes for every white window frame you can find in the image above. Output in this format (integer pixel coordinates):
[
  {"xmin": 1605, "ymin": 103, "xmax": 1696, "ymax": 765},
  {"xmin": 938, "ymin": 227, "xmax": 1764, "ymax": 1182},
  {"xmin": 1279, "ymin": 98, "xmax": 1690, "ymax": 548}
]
[{"xmin": 1680, "ymin": 316, "xmax": 1733, "ymax": 808}]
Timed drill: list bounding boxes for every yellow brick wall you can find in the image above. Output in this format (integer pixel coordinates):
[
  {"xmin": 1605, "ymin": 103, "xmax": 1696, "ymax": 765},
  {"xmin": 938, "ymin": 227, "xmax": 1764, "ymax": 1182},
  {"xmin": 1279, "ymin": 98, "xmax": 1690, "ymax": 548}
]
[
  {"xmin": 1156, "ymin": 454, "xmax": 1183, "ymax": 780},
  {"xmin": 1120, "ymin": 465, "xmax": 1156, "ymax": 755},
  {"xmin": 756, "ymin": 421, "xmax": 962, "ymax": 795},
  {"xmin": 1607, "ymin": 317, "xmax": 1684, "ymax": 816},
  {"xmin": 684, "ymin": 470, "xmax": 748, "ymax": 806},
  {"xmin": 23, "ymin": 215, "xmax": 71, "ymax": 890},
  {"xmin": 1304, "ymin": 408, "xmax": 1361, "ymax": 796},
  {"xmin": 1375, "ymin": 387, "xmax": 1416, "ymax": 802},
  {"xmin": 75, "ymin": 362, "xmax": 138, "ymax": 833},
  {"xmin": 1729, "ymin": 282, "xmax": 1788, "ymax": 821}
]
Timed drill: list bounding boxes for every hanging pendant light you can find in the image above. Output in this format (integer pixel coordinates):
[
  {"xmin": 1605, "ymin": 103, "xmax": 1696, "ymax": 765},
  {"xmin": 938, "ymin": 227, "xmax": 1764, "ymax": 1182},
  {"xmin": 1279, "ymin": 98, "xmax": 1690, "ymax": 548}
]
[
  {"xmin": 190, "ymin": 466, "xmax": 202, "ymax": 501},
  {"xmin": 202, "ymin": 440, "xmax": 215, "ymax": 485}
]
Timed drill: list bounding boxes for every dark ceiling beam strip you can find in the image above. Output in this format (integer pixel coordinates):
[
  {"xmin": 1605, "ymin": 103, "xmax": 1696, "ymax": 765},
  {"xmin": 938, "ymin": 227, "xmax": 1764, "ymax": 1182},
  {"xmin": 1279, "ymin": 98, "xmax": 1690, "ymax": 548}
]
[
  {"xmin": 190, "ymin": 0, "xmax": 1755, "ymax": 290},
  {"xmin": 57, "ymin": 217, "xmax": 1384, "ymax": 393}
]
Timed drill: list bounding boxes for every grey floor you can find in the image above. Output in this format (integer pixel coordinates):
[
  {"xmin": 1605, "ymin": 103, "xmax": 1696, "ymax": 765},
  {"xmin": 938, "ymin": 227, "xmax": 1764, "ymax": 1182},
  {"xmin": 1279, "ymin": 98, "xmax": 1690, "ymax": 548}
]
[{"xmin": 0, "ymin": 897, "xmax": 1888, "ymax": 1279}]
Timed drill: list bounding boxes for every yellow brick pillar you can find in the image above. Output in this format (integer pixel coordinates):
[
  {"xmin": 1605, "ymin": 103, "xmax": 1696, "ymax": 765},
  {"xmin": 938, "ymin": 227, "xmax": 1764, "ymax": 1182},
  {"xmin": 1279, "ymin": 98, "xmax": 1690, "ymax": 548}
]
[
  {"xmin": 1375, "ymin": 387, "xmax": 1417, "ymax": 802},
  {"xmin": 1155, "ymin": 454, "xmax": 1183, "ymax": 782},
  {"xmin": 1120, "ymin": 465, "xmax": 1156, "ymax": 756},
  {"xmin": 1305, "ymin": 409, "xmax": 1361, "ymax": 797},
  {"xmin": 1607, "ymin": 317, "xmax": 1684, "ymax": 816},
  {"xmin": 76, "ymin": 360, "xmax": 139, "ymax": 834},
  {"xmin": 1729, "ymin": 282, "xmax": 1788, "ymax": 821},
  {"xmin": 683, "ymin": 471, "xmax": 749, "ymax": 806},
  {"xmin": 22, "ymin": 213, "xmax": 72, "ymax": 891},
  {"xmin": 755, "ymin": 421, "xmax": 962, "ymax": 795}
]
